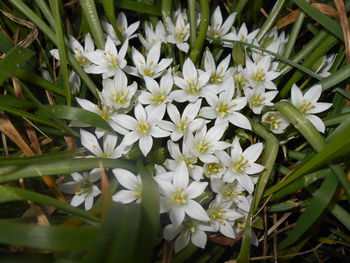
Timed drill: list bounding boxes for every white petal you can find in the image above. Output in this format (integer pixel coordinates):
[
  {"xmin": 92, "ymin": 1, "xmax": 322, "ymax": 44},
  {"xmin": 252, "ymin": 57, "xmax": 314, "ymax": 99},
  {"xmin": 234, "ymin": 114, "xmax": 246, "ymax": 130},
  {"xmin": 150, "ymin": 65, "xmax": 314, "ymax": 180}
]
[
  {"xmin": 243, "ymin": 143, "xmax": 263, "ymax": 162},
  {"xmin": 304, "ymin": 85, "xmax": 322, "ymax": 102},
  {"xmin": 170, "ymin": 207, "xmax": 186, "ymax": 226},
  {"xmin": 229, "ymin": 112, "xmax": 252, "ymax": 130},
  {"xmin": 174, "ymin": 233, "xmax": 190, "ymax": 253},
  {"xmin": 112, "ymin": 168, "xmax": 138, "ymax": 189},
  {"xmin": 191, "ymin": 230, "xmax": 207, "ymax": 248},
  {"xmin": 173, "ymin": 162, "xmax": 189, "ymax": 189},
  {"xmin": 71, "ymin": 195, "xmax": 85, "ymax": 207},
  {"xmin": 80, "ymin": 130, "xmax": 102, "ymax": 156},
  {"xmin": 237, "ymin": 174, "xmax": 254, "ymax": 194},
  {"xmin": 139, "ymin": 135, "xmax": 153, "ymax": 156},
  {"xmin": 305, "ymin": 114, "xmax": 326, "ymax": 133},
  {"xmin": 183, "ymin": 58, "xmax": 197, "ymax": 80},
  {"xmin": 84, "ymin": 194, "xmax": 94, "ymax": 210},
  {"xmin": 186, "ymin": 181, "xmax": 208, "ymax": 199},
  {"xmin": 185, "ymin": 200, "xmax": 210, "ymax": 221},
  {"xmin": 245, "ymin": 163, "xmax": 265, "ymax": 174},
  {"xmin": 164, "ymin": 224, "xmax": 180, "ymax": 240},
  {"xmin": 112, "ymin": 190, "xmax": 137, "ymax": 204}
]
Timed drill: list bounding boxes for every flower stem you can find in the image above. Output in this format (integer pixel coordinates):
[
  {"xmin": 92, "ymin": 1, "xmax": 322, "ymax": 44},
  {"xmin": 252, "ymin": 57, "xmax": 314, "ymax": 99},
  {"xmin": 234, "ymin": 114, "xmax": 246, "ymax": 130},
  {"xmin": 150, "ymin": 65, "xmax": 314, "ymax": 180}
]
[
  {"xmin": 255, "ymin": 0, "xmax": 287, "ymax": 42},
  {"xmin": 188, "ymin": 0, "xmax": 196, "ymax": 48},
  {"xmin": 189, "ymin": 0, "xmax": 209, "ymax": 64}
]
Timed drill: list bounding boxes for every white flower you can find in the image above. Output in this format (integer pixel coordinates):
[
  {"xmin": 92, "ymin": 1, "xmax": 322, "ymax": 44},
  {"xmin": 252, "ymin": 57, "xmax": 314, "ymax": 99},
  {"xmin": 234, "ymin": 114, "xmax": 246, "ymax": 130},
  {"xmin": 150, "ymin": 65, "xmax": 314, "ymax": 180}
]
[
  {"xmin": 291, "ymin": 84, "xmax": 332, "ymax": 133},
  {"xmin": 187, "ymin": 124, "xmax": 230, "ymax": 163},
  {"xmin": 100, "ymin": 69, "xmax": 138, "ymax": 111},
  {"xmin": 207, "ymin": 6, "xmax": 236, "ymax": 39},
  {"xmin": 244, "ymin": 86, "xmax": 278, "ymax": 114},
  {"xmin": 165, "ymin": 140, "xmax": 203, "ymax": 181},
  {"xmin": 156, "ymin": 163, "xmax": 209, "ymax": 226},
  {"xmin": 84, "ymin": 37, "xmax": 128, "ymax": 78},
  {"xmin": 243, "ymin": 56, "xmax": 280, "ymax": 90},
  {"xmin": 138, "ymin": 70, "xmax": 174, "ymax": 112},
  {"xmin": 200, "ymin": 77, "xmax": 251, "ymax": 130},
  {"xmin": 233, "ymin": 65, "xmax": 249, "ymax": 91},
  {"xmin": 80, "ymin": 129, "xmax": 123, "ymax": 158},
  {"xmin": 207, "ymin": 200, "xmax": 242, "ymax": 238},
  {"xmin": 112, "ymin": 104, "xmax": 170, "ymax": 156},
  {"xmin": 172, "ymin": 58, "xmax": 212, "ymax": 103},
  {"xmin": 314, "ymin": 54, "xmax": 336, "ymax": 78},
  {"xmin": 166, "ymin": 13, "xmax": 190, "ymax": 53},
  {"xmin": 210, "ymin": 180, "xmax": 251, "ymax": 212},
  {"xmin": 126, "ymin": 43, "xmax": 172, "ymax": 78},
  {"xmin": 203, "ymin": 162, "xmax": 226, "ymax": 180},
  {"xmin": 59, "ymin": 169, "xmax": 101, "ymax": 210},
  {"xmin": 262, "ymin": 111, "xmax": 290, "ymax": 134},
  {"xmin": 75, "ymin": 98, "xmax": 128, "ymax": 135},
  {"xmin": 50, "ymin": 33, "xmax": 94, "ymax": 68},
  {"xmin": 139, "ymin": 21, "xmax": 166, "ymax": 50},
  {"xmin": 157, "ymin": 100, "xmax": 205, "ymax": 141},
  {"xmin": 204, "ymin": 50, "xmax": 233, "ymax": 87},
  {"xmin": 112, "ymin": 168, "xmax": 142, "ymax": 204},
  {"xmin": 164, "ymin": 220, "xmax": 212, "ymax": 253},
  {"xmin": 102, "ymin": 12, "xmax": 140, "ymax": 45},
  {"xmin": 69, "ymin": 71, "xmax": 81, "ymax": 95},
  {"xmin": 223, "ymin": 23, "xmax": 259, "ymax": 47},
  {"xmin": 216, "ymin": 137, "xmax": 264, "ymax": 194}
]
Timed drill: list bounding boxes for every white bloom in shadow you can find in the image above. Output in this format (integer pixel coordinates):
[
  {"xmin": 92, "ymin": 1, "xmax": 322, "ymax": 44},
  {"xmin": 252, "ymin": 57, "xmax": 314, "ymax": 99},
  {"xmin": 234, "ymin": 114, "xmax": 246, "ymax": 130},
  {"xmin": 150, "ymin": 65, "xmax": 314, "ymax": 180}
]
[{"xmin": 112, "ymin": 168, "xmax": 142, "ymax": 204}]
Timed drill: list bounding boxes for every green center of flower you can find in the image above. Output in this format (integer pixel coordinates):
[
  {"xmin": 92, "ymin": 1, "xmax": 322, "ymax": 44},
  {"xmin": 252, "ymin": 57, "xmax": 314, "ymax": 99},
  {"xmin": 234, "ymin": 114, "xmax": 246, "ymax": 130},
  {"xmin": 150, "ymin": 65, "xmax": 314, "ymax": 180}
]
[
  {"xmin": 182, "ymin": 221, "xmax": 196, "ymax": 238},
  {"xmin": 98, "ymin": 105, "xmax": 114, "ymax": 120},
  {"xmin": 239, "ymin": 34, "xmax": 248, "ymax": 42},
  {"xmin": 196, "ymin": 140, "xmax": 212, "ymax": 153},
  {"xmin": 149, "ymin": 89, "xmax": 166, "ymax": 105},
  {"xmin": 74, "ymin": 53, "xmax": 90, "ymax": 67},
  {"xmin": 132, "ymin": 184, "xmax": 142, "ymax": 198},
  {"xmin": 265, "ymin": 114, "xmax": 281, "ymax": 130},
  {"xmin": 186, "ymin": 78, "xmax": 201, "ymax": 95},
  {"xmin": 118, "ymin": 24, "xmax": 125, "ymax": 33},
  {"xmin": 183, "ymin": 156, "xmax": 195, "ymax": 169},
  {"xmin": 175, "ymin": 26, "xmax": 188, "ymax": 42},
  {"xmin": 136, "ymin": 120, "xmax": 150, "ymax": 135},
  {"xmin": 251, "ymin": 94, "xmax": 265, "ymax": 106},
  {"xmin": 172, "ymin": 187, "xmax": 188, "ymax": 204},
  {"xmin": 176, "ymin": 116, "xmax": 190, "ymax": 133},
  {"xmin": 205, "ymin": 163, "xmax": 223, "ymax": 177},
  {"xmin": 215, "ymin": 101, "xmax": 236, "ymax": 118},
  {"xmin": 210, "ymin": 208, "xmax": 228, "ymax": 224},
  {"xmin": 209, "ymin": 24, "xmax": 223, "ymax": 38},
  {"xmin": 111, "ymin": 88, "xmax": 129, "ymax": 105},
  {"xmin": 252, "ymin": 68, "xmax": 266, "ymax": 83},
  {"xmin": 105, "ymin": 51, "xmax": 118, "ymax": 69},
  {"xmin": 234, "ymin": 73, "xmax": 247, "ymax": 88},
  {"xmin": 74, "ymin": 180, "xmax": 92, "ymax": 195},
  {"xmin": 298, "ymin": 100, "xmax": 315, "ymax": 114},
  {"xmin": 232, "ymin": 155, "xmax": 249, "ymax": 173}
]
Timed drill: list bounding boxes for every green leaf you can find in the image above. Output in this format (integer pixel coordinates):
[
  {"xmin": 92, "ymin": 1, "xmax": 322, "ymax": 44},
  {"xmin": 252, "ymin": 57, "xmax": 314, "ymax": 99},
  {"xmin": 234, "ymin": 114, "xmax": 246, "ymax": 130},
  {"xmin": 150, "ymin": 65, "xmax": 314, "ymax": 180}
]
[
  {"xmin": 294, "ymin": 0, "xmax": 343, "ymax": 40},
  {"xmin": 82, "ymin": 203, "xmax": 141, "ymax": 263},
  {"xmin": 0, "ymin": 45, "xmax": 34, "ymax": 85},
  {"xmin": 79, "ymin": 0, "xmax": 105, "ymax": 49},
  {"xmin": 96, "ymin": 0, "xmax": 161, "ymax": 16},
  {"xmin": 0, "ymin": 158, "xmax": 136, "ymax": 183},
  {"xmin": 0, "ymin": 222, "xmax": 97, "ymax": 251},
  {"xmin": 329, "ymin": 203, "xmax": 350, "ymax": 232},
  {"xmin": 44, "ymin": 105, "xmax": 115, "ymax": 134},
  {"xmin": 280, "ymin": 173, "xmax": 338, "ymax": 249},
  {"xmin": 0, "ymin": 186, "xmax": 100, "ymax": 225},
  {"xmin": 134, "ymin": 161, "xmax": 160, "ymax": 262},
  {"xmin": 0, "ymin": 95, "xmax": 36, "ymax": 108}
]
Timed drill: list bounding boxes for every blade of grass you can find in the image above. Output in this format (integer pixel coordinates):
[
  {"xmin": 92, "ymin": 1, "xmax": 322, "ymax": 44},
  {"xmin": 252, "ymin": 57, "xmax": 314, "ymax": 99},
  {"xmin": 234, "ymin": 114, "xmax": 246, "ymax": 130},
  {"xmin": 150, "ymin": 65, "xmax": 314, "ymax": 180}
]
[
  {"xmin": 96, "ymin": 0, "xmax": 161, "ymax": 16},
  {"xmin": 0, "ymin": 222, "xmax": 97, "ymax": 251},
  {"xmin": 294, "ymin": 0, "xmax": 343, "ymax": 40},
  {"xmin": 79, "ymin": 0, "xmax": 105, "ymax": 49},
  {"xmin": 50, "ymin": 0, "xmax": 71, "ymax": 106},
  {"xmin": 0, "ymin": 186, "xmax": 100, "ymax": 225},
  {"xmin": 0, "ymin": 45, "xmax": 34, "ymax": 85},
  {"xmin": 43, "ymin": 105, "xmax": 115, "ymax": 134},
  {"xmin": 35, "ymin": 0, "xmax": 55, "ymax": 28},
  {"xmin": 329, "ymin": 202, "xmax": 350, "ymax": 231},
  {"xmin": 255, "ymin": 0, "xmax": 287, "ymax": 42},
  {"xmin": 134, "ymin": 161, "xmax": 160, "ymax": 262},
  {"xmin": 0, "ymin": 158, "xmax": 136, "ymax": 183},
  {"xmin": 189, "ymin": 0, "xmax": 209, "ymax": 65}
]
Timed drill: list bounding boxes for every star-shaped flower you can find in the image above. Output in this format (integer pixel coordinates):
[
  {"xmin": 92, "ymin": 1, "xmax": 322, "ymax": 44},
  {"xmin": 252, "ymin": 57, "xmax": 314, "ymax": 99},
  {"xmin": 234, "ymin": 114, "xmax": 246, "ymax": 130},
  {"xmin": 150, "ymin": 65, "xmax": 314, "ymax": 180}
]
[
  {"xmin": 291, "ymin": 84, "xmax": 332, "ymax": 133},
  {"xmin": 207, "ymin": 6, "xmax": 236, "ymax": 39},
  {"xmin": 112, "ymin": 168, "xmax": 142, "ymax": 204}
]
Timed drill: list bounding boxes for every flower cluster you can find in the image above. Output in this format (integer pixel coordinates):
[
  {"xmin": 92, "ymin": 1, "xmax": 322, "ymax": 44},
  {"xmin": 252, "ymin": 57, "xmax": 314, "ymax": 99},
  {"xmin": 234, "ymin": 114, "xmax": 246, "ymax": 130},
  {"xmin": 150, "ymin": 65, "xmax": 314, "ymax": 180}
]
[{"xmin": 52, "ymin": 7, "xmax": 333, "ymax": 252}]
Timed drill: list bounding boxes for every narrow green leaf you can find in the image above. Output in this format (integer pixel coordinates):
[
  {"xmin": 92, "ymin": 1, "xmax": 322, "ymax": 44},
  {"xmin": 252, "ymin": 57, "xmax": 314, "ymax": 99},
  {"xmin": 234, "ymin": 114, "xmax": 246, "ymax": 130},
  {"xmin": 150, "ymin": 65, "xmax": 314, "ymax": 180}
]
[
  {"xmin": 329, "ymin": 203, "xmax": 350, "ymax": 232},
  {"xmin": 280, "ymin": 173, "xmax": 338, "ymax": 249},
  {"xmin": 294, "ymin": 0, "xmax": 343, "ymax": 40},
  {"xmin": 14, "ymin": 69, "xmax": 65, "ymax": 96},
  {"xmin": 0, "ymin": 186, "xmax": 100, "ymax": 225},
  {"xmin": 44, "ymin": 105, "xmax": 115, "ymax": 134},
  {"xmin": 83, "ymin": 203, "xmax": 141, "ymax": 263},
  {"xmin": 0, "ymin": 222, "xmax": 97, "ymax": 251},
  {"xmin": 0, "ymin": 95, "xmax": 36, "ymax": 108},
  {"xmin": 0, "ymin": 31, "xmax": 14, "ymax": 52},
  {"xmin": 97, "ymin": 0, "xmax": 161, "ymax": 16},
  {"xmin": 0, "ymin": 45, "xmax": 34, "ymax": 85},
  {"xmin": 80, "ymin": 0, "xmax": 105, "ymax": 49},
  {"xmin": 0, "ymin": 158, "xmax": 136, "ymax": 183},
  {"xmin": 134, "ymin": 161, "xmax": 160, "ymax": 262},
  {"xmin": 50, "ymin": 0, "xmax": 71, "ymax": 106}
]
